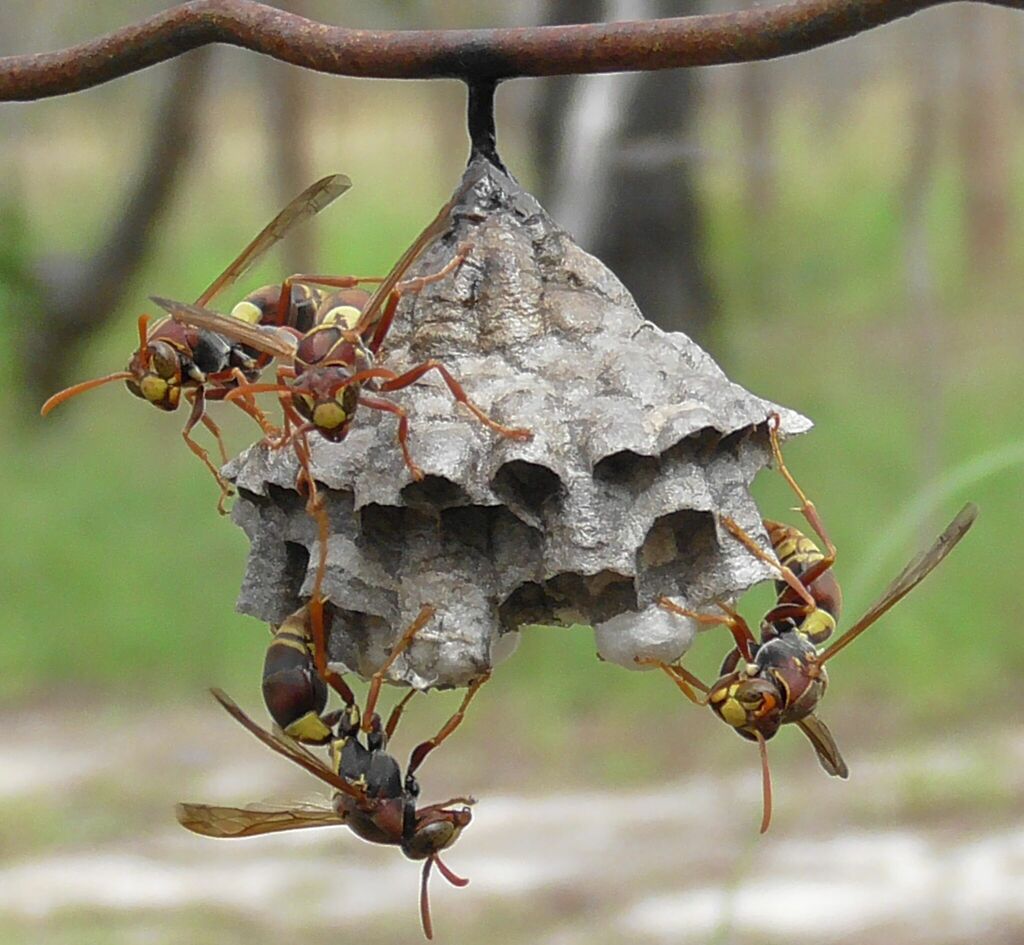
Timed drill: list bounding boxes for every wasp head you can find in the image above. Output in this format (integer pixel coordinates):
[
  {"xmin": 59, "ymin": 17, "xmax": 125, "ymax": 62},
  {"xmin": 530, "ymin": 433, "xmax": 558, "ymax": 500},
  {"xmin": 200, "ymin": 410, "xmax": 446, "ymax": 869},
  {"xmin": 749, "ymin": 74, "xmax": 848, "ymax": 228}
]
[
  {"xmin": 293, "ymin": 368, "xmax": 362, "ymax": 441},
  {"xmin": 403, "ymin": 805, "xmax": 473, "ymax": 862},
  {"xmin": 125, "ymin": 339, "xmax": 191, "ymax": 411},
  {"xmin": 707, "ymin": 669, "xmax": 784, "ymax": 742}
]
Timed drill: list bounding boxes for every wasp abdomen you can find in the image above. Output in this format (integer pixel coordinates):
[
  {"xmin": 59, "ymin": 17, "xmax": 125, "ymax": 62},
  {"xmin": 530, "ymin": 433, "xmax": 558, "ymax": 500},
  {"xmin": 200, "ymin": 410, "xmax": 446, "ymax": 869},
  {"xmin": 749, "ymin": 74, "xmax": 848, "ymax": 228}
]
[
  {"xmin": 262, "ymin": 619, "xmax": 332, "ymax": 744},
  {"xmin": 764, "ymin": 519, "xmax": 842, "ymax": 640}
]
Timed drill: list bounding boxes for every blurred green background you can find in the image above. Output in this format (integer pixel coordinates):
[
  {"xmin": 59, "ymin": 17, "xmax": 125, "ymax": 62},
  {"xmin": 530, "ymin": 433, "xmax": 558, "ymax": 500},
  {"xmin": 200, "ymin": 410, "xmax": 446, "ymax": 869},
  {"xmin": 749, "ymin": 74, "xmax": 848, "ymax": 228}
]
[{"xmin": 1, "ymin": 3, "xmax": 1022, "ymax": 944}]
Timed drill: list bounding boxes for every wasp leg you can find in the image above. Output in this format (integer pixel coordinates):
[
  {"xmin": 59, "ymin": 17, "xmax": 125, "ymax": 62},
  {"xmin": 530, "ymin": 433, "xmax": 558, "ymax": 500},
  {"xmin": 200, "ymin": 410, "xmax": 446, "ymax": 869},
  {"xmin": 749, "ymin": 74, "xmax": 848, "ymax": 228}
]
[
  {"xmin": 767, "ymin": 412, "xmax": 836, "ymax": 564},
  {"xmin": 361, "ymin": 606, "xmax": 436, "ymax": 732},
  {"xmin": 365, "ymin": 243, "xmax": 471, "ymax": 354},
  {"xmin": 407, "ymin": 672, "xmax": 491, "ymax": 776},
  {"xmin": 263, "ymin": 368, "xmax": 307, "ymax": 451},
  {"xmin": 719, "ymin": 515, "xmax": 817, "ymax": 613},
  {"xmin": 228, "ymin": 367, "xmax": 280, "ymax": 438},
  {"xmin": 307, "ymin": 596, "xmax": 356, "ymax": 707},
  {"xmin": 303, "ymin": 482, "xmax": 330, "ymax": 613},
  {"xmin": 384, "ymin": 689, "xmax": 418, "ymax": 741},
  {"xmin": 197, "ymin": 407, "xmax": 230, "ymax": 465},
  {"xmin": 355, "ymin": 394, "xmax": 422, "ymax": 480},
  {"xmin": 635, "ymin": 656, "xmax": 710, "ymax": 705},
  {"xmin": 659, "ymin": 595, "xmax": 758, "ymax": 662},
  {"xmin": 205, "ymin": 375, "xmax": 279, "ymax": 440},
  {"xmin": 416, "ymin": 796, "xmax": 477, "ymax": 814},
  {"xmin": 182, "ymin": 388, "xmax": 233, "ymax": 514},
  {"xmin": 376, "ymin": 359, "xmax": 532, "ymax": 442}
]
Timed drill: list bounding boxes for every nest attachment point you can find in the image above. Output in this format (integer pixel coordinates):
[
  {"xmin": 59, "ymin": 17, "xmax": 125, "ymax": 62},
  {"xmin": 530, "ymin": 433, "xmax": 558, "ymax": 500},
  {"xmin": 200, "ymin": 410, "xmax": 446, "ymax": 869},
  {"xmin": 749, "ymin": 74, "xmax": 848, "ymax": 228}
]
[{"xmin": 226, "ymin": 158, "xmax": 810, "ymax": 690}]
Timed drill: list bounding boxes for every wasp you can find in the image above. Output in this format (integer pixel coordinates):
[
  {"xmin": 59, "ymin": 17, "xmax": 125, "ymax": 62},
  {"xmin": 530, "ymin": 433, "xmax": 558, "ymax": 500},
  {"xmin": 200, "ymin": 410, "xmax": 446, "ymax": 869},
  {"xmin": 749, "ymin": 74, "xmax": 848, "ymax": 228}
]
[
  {"xmin": 650, "ymin": 414, "xmax": 978, "ymax": 832},
  {"xmin": 151, "ymin": 174, "xmax": 533, "ymax": 489},
  {"xmin": 180, "ymin": 604, "xmax": 490, "ymax": 939},
  {"xmin": 40, "ymin": 173, "xmax": 353, "ymax": 510}
]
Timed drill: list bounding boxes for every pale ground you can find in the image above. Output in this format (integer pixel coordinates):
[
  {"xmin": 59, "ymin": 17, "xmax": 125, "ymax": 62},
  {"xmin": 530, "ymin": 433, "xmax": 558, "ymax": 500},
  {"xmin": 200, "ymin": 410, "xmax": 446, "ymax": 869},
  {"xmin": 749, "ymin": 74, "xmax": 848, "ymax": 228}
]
[{"xmin": 1, "ymin": 700, "xmax": 1022, "ymax": 945}]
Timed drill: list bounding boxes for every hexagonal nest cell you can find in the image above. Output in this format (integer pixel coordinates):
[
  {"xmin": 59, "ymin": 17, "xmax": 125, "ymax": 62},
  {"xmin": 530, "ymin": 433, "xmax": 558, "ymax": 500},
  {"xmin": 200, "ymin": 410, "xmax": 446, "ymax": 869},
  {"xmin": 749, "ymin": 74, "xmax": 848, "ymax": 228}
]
[{"xmin": 226, "ymin": 157, "xmax": 810, "ymax": 690}]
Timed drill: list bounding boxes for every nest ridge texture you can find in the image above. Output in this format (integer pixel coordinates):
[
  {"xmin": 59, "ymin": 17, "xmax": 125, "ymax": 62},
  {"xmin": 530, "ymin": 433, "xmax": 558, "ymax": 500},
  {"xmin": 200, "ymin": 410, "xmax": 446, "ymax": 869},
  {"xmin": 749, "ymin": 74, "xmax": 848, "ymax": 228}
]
[{"xmin": 227, "ymin": 158, "xmax": 810, "ymax": 690}]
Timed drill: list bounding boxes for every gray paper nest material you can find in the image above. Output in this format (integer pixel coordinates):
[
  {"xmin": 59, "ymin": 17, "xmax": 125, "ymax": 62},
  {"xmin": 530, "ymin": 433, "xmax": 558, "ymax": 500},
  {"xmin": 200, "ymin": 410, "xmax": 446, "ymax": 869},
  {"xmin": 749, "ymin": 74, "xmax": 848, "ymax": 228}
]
[{"xmin": 227, "ymin": 158, "xmax": 811, "ymax": 690}]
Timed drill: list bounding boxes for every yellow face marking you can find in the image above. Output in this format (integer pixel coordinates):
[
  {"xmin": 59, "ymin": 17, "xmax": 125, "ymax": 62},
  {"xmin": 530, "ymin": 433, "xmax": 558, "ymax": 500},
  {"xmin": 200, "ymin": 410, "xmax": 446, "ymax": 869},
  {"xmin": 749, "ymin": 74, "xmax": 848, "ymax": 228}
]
[
  {"xmin": 230, "ymin": 300, "xmax": 264, "ymax": 325},
  {"xmin": 313, "ymin": 402, "xmax": 347, "ymax": 430},
  {"xmin": 140, "ymin": 375, "xmax": 169, "ymax": 403},
  {"xmin": 720, "ymin": 697, "xmax": 749, "ymax": 728}
]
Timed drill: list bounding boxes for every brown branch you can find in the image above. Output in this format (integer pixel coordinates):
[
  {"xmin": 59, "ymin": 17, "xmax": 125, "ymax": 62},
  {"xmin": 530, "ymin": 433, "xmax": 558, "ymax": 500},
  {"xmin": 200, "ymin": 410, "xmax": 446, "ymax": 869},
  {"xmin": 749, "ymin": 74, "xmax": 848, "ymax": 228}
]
[{"xmin": 0, "ymin": 0, "xmax": 1021, "ymax": 101}]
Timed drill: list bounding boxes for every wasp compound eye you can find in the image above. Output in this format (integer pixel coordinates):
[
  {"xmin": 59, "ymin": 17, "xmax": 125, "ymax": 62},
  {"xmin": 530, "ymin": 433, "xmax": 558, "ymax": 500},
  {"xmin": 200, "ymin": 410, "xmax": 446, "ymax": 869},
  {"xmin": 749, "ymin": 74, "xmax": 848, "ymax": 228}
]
[{"xmin": 148, "ymin": 342, "xmax": 179, "ymax": 380}]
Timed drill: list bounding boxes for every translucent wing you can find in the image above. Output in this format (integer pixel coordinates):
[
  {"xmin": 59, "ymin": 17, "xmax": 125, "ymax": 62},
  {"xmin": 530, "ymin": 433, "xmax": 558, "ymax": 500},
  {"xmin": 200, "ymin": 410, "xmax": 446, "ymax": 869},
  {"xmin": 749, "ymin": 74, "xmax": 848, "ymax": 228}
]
[
  {"xmin": 817, "ymin": 502, "xmax": 978, "ymax": 665},
  {"xmin": 209, "ymin": 688, "xmax": 365, "ymax": 800},
  {"xmin": 796, "ymin": 714, "xmax": 849, "ymax": 778},
  {"xmin": 150, "ymin": 297, "xmax": 299, "ymax": 361},
  {"xmin": 196, "ymin": 173, "xmax": 351, "ymax": 307},
  {"xmin": 176, "ymin": 800, "xmax": 344, "ymax": 838},
  {"xmin": 355, "ymin": 168, "xmax": 481, "ymax": 342}
]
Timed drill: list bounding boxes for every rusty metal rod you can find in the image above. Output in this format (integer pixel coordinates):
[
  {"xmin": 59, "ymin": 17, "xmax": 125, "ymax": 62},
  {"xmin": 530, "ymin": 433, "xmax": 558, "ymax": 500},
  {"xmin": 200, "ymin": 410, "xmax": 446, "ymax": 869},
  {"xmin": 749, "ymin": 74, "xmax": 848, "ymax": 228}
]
[{"xmin": 0, "ymin": 0, "xmax": 1021, "ymax": 102}]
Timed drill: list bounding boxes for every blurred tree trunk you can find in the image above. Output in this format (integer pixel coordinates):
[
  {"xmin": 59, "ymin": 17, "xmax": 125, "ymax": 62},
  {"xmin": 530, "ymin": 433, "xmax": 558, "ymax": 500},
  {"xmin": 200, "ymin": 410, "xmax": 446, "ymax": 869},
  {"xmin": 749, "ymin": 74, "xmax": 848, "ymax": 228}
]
[
  {"xmin": 532, "ymin": 0, "xmax": 716, "ymax": 341},
  {"xmin": 737, "ymin": 0, "xmax": 777, "ymax": 312},
  {"xmin": 902, "ymin": 16, "xmax": 947, "ymax": 536},
  {"xmin": 958, "ymin": 6, "xmax": 1014, "ymax": 283},
  {"xmin": 21, "ymin": 50, "xmax": 210, "ymax": 401},
  {"xmin": 263, "ymin": 0, "xmax": 316, "ymax": 276}
]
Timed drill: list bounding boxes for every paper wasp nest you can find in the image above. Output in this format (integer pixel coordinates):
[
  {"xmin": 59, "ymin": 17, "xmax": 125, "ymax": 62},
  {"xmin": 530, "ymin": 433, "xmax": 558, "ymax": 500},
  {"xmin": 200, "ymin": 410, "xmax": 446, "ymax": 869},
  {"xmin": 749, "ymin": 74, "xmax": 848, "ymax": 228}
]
[{"xmin": 227, "ymin": 159, "xmax": 809, "ymax": 690}]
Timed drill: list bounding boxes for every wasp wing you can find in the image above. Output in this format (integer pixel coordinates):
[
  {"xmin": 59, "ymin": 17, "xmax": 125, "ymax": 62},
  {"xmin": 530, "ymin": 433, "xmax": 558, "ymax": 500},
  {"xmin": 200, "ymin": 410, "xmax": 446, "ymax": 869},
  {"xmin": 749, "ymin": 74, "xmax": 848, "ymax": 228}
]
[
  {"xmin": 796, "ymin": 714, "xmax": 849, "ymax": 778},
  {"xmin": 209, "ymin": 688, "xmax": 365, "ymax": 800},
  {"xmin": 151, "ymin": 297, "xmax": 299, "ymax": 361},
  {"xmin": 817, "ymin": 502, "xmax": 978, "ymax": 665},
  {"xmin": 355, "ymin": 168, "xmax": 482, "ymax": 346},
  {"xmin": 196, "ymin": 173, "xmax": 351, "ymax": 308},
  {"xmin": 176, "ymin": 800, "xmax": 344, "ymax": 839}
]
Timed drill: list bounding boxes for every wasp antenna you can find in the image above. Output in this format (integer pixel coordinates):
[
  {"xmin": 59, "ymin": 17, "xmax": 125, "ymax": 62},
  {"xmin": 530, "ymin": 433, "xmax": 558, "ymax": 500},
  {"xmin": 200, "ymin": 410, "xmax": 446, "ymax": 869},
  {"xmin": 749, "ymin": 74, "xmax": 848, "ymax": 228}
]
[
  {"xmin": 137, "ymin": 314, "xmax": 151, "ymax": 367},
  {"xmin": 756, "ymin": 731, "xmax": 773, "ymax": 835},
  {"xmin": 433, "ymin": 853, "xmax": 470, "ymax": 887},
  {"xmin": 420, "ymin": 857, "xmax": 435, "ymax": 940},
  {"xmin": 40, "ymin": 372, "xmax": 135, "ymax": 416}
]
